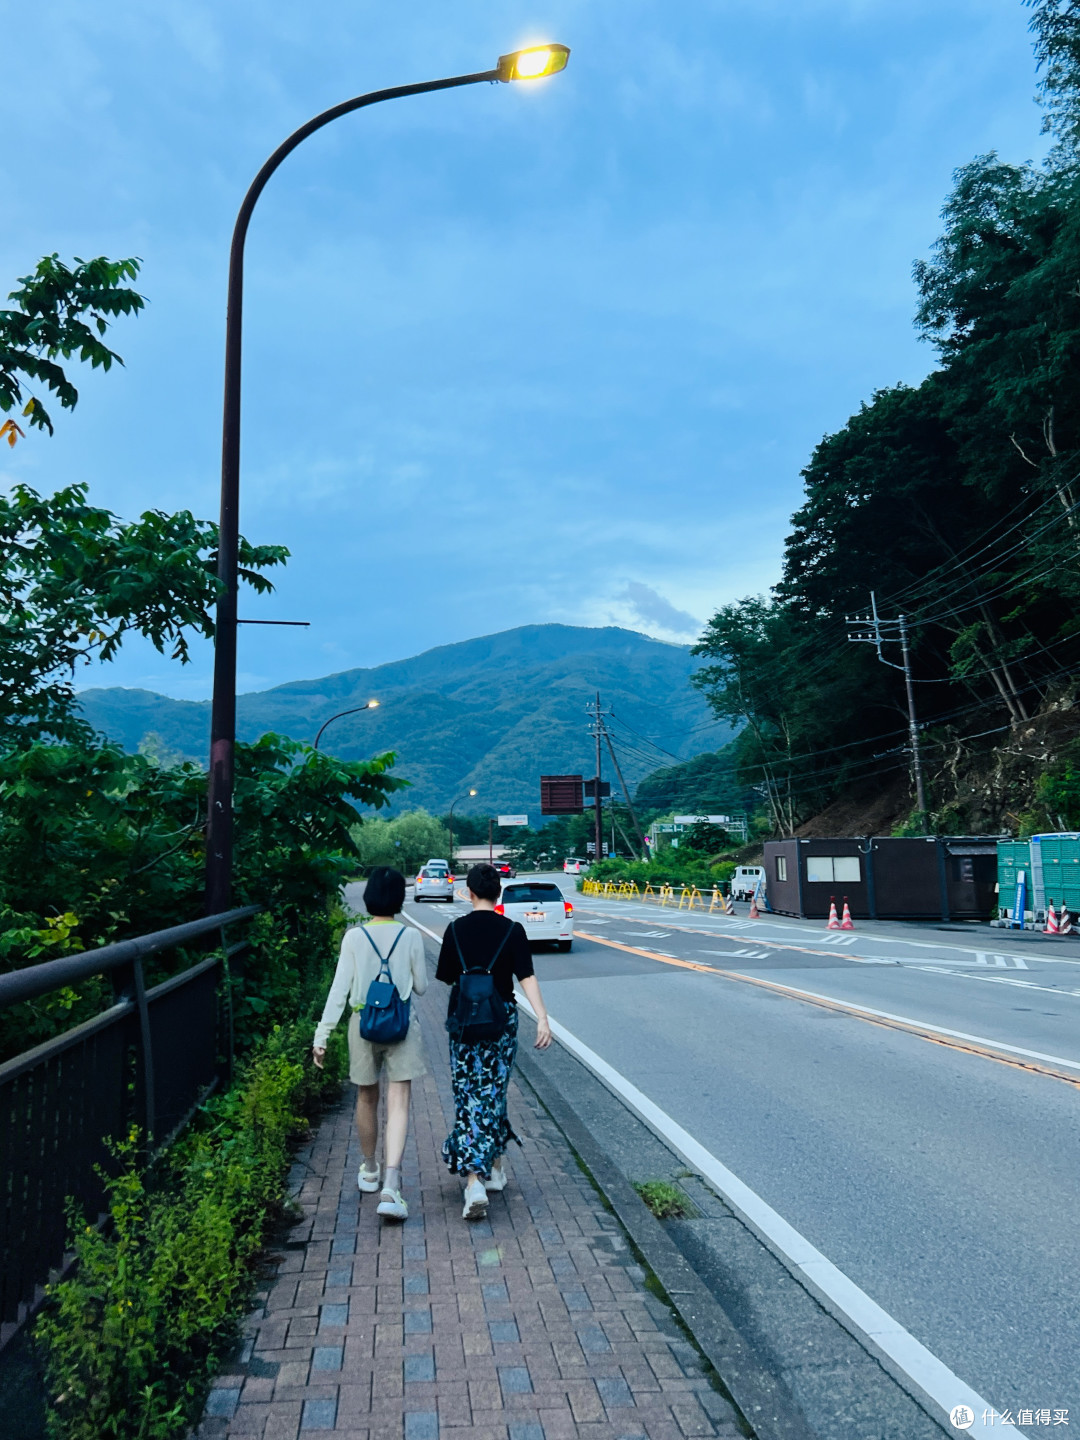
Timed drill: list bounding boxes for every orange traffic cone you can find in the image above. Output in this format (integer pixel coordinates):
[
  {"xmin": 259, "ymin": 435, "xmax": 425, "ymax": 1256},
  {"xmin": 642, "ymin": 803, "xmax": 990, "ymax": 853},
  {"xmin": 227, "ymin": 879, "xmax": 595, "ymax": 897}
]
[
  {"xmin": 840, "ymin": 898, "xmax": 855, "ymax": 931},
  {"xmin": 1045, "ymin": 901, "xmax": 1060, "ymax": 935},
  {"xmin": 827, "ymin": 898, "xmax": 841, "ymax": 930},
  {"xmin": 749, "ymin": 890, "xmax": 760, "ymax": 919},
  {"xmin": 1061, "ymin": 906, "xmax": 1074, "ymax": 935}
]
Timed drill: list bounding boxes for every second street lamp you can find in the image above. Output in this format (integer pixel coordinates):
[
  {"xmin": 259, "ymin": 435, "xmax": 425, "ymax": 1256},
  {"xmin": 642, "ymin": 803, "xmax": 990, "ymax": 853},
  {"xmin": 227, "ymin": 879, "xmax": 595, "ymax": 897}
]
[
  {"xmin": 204, "ymin": 44, "xmax": 571, "ymax": 914},
  {"xmin": 313, "ymin": 699, "xmax": 379, "ymax": 752},
  {"xmin": 447, "ymin": 789, "xmax": 478, "ymax": 874}
]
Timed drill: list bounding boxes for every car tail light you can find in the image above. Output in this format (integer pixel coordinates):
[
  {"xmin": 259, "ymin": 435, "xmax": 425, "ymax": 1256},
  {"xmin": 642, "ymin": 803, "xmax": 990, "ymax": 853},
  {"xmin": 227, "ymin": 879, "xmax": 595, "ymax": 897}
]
[
  {"xmin": 495, "ymin": 903, "xmax": 505, "ymax": 915},
  {"xmin": 564, "ymin": 901, "xmax": 573, "ymax": 916}
]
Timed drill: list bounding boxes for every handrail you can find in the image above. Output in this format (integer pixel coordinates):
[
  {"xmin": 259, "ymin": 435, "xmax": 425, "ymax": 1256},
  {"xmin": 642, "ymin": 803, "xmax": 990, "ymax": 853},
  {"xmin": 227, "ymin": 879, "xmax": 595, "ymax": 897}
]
[{"xmin": 0, "ymin": 905, "xmax": 260, "ymax": 1010}]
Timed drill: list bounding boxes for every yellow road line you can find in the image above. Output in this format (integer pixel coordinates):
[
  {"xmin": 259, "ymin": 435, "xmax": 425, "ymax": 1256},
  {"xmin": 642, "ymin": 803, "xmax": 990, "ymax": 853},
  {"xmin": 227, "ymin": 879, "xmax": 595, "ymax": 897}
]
[{"xmin": 573, "ymin": 929, "xmax": 1080, "ymax": 1090}]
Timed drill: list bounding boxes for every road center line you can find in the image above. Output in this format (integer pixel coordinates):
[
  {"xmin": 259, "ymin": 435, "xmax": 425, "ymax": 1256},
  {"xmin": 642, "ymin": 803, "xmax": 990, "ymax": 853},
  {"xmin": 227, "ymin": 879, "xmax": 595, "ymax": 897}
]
[
  {"xmin": 513, "ymin": 989, "xmax": 1019, "ymax": 1437},
  {"xmin": 574, "ymin": 929, "xmax": 1080, "ymax": 1086}
]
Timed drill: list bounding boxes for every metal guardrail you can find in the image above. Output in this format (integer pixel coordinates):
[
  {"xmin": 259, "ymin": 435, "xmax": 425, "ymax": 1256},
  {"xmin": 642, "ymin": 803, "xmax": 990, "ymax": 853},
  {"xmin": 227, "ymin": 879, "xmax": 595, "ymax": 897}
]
[{"xmin": 0, "ymin": 905, "xmax": 260, "ymax": 1339}]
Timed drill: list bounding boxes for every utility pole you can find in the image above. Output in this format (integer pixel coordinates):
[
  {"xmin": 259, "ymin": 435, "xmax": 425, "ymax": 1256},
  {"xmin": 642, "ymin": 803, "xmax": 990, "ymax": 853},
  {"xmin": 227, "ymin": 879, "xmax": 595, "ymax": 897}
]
[
  {"xmin": 488, "ymin": 816, "xmax": 493, "ymax": 864},
  {"xmin": 601, "ymin": 721, "xmax": 648, "ymax": 857},
  {"xmin": 847, "ymin": 592, "xmax": 928, "ymax": 825},
  {"xmin": 594, "ymin": 690, "xmax": 603, "ymax": 863}
]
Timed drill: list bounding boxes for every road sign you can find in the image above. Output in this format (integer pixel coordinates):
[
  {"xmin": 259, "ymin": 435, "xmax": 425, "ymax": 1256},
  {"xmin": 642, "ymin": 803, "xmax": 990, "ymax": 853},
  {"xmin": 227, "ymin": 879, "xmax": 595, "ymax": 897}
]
[
  {"xmin": 540, "ymin": 775, "xmax": 584, "ymax": 814},
  {"xmin": 583, "ymin": 780, "xmax": 611, "ymax": 799},
  {"xmin": 499, "ymin": 814, "xmax": 528, "ymax": 827}
]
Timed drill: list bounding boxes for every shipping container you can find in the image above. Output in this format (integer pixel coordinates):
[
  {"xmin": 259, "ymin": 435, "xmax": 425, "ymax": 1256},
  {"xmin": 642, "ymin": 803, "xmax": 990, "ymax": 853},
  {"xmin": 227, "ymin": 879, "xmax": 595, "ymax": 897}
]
[{"xmin": 998, "ymin": 834, "xmax": 1080, "ymax": 921}]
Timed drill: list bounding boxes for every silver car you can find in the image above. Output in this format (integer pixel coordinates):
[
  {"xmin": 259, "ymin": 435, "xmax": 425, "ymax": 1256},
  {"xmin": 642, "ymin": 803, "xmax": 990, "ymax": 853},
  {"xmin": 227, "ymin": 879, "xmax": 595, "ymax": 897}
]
[
  {"xmin": 498, "ymin": 881, "xmax": 574, "ymax": 951},
  {"xmin": 414, "ymin": 864, "xmax": 454, "ymax": 902}
]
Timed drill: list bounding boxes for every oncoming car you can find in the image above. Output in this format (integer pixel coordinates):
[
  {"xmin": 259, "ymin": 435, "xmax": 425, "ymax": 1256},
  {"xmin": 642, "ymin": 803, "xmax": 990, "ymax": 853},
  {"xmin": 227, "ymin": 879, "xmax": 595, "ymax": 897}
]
[
  {"xmin": 414, "ymin": 865, "xmax": 454, "ymax": 902},
  {"xmin": 497, "ymin": 881, "xmax": 574, "ymax": 951},
  {"xmin": 563, "ymin": 857, "xmax": 590, "ymax": 875}
]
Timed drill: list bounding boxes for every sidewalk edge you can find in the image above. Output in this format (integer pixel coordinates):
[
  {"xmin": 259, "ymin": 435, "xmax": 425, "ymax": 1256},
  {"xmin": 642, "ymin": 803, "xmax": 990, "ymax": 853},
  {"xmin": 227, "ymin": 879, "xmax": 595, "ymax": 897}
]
[{"xmin": 513, "ymin": 1044, "xmax": 816, "ymax": 1440}]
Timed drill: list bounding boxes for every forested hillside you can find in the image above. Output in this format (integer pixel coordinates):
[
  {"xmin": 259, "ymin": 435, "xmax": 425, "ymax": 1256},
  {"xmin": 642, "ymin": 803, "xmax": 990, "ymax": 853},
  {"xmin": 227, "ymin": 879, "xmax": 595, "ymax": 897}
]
[
  {"xmin": 691, "ymin": 0, "xmax": 1080, "ymax": 838},
  {"xmin": 78, "ymin": 626, "xmax": 727, "ymax": 817}
]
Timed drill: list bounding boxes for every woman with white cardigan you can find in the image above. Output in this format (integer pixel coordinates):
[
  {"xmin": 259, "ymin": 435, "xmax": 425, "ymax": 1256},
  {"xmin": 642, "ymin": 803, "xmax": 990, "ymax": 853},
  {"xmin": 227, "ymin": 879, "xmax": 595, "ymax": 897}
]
[{"xmin": 313, "ymin": 867, "xmax": 427, "ymax": 1221}]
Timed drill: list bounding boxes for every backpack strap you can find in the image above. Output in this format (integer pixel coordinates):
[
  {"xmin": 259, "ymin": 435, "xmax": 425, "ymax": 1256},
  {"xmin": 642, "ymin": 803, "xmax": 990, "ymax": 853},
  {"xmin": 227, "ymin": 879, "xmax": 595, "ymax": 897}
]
[
  {"xmin": 362, "ymin": 923, "xmax": 405, "ymax": 979},
  {"xmin": 449, "ymin": 917, "xmax": 514, "ymax": 975}
]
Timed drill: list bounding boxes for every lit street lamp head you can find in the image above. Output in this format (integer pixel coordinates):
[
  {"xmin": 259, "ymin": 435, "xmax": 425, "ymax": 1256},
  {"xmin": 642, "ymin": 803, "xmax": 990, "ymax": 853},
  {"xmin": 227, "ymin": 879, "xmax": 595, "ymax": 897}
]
[{"xmin": 497, "ymin": 44, "xmax": 570, "ymax": 82}]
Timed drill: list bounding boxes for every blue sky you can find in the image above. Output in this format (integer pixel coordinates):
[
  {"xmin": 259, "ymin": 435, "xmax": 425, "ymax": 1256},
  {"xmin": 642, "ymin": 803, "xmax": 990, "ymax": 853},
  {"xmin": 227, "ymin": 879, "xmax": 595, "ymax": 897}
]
[{"xmin": 1, "ymin": 0, "xmax": 1049, "ymax": 698}]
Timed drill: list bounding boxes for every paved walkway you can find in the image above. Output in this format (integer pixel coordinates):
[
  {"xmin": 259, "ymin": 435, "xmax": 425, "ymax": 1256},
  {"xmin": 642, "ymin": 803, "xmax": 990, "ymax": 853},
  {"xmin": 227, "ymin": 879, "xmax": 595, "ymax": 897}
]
[{"xmin": 196, "ymin": 986, "xmax": 745, "ymax": 1440}]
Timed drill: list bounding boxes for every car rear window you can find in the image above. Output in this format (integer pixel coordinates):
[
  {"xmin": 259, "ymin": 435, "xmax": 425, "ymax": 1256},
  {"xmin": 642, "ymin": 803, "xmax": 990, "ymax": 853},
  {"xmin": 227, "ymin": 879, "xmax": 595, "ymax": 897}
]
[{"xmin": 503, "ymin": 885, "xmax": 564, "ymax": 905}]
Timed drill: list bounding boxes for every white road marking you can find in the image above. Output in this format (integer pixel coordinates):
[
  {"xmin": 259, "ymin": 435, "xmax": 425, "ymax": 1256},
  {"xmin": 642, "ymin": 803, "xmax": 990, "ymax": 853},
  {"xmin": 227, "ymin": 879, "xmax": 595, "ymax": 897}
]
[
  {"xmin": 915, "ymin": 965, "xmax": 1080, "ymax": 999},
  {"xmin": 514, "ymin": 991, "xmax": 1021, "ymax": 1437}
]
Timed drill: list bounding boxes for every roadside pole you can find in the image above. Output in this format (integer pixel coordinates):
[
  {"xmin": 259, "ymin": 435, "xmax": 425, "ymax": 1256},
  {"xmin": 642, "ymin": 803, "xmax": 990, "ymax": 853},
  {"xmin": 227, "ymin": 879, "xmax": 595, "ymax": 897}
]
[
  {"xmin": 898, "ymin": 614, "xmax": 928, "ymax": 819},
  {"xmin": 594, "ymin": 690, "xmax": 603, "ymax": 865}
]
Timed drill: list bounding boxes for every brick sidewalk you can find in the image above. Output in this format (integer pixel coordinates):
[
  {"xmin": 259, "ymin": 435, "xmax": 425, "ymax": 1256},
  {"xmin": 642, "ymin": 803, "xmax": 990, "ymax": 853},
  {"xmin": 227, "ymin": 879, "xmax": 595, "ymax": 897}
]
[{"xmin": 196, "ymin": 987, "xmax": 745, "ymax": 1440}]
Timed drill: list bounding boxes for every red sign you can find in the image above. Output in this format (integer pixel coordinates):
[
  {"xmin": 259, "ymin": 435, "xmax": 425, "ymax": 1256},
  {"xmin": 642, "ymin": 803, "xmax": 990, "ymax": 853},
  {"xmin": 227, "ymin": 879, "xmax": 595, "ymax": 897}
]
[{"xmin": 540, "ymin": 775, "xmax": 584, "ymax": 815}]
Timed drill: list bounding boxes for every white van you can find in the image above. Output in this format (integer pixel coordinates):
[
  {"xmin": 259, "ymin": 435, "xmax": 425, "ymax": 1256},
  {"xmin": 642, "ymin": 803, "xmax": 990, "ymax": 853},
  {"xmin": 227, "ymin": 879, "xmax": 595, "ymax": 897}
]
[{"xmin": 730, "ymin": 866, "xmax": 765, "ymax": 901}]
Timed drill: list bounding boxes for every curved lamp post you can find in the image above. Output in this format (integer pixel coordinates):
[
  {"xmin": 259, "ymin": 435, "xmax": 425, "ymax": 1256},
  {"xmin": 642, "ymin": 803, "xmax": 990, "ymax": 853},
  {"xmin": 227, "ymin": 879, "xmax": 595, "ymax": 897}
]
[
  {"xmin": 205, "ymin": 44, "xmax": 571, "ymax": 912},
  {"xmin": 313, "ymin": 698, "xmax": 379, "ymax": 751},
  {"xmin": 447, "ymin": 789, "xmax": 478, "ymax": 873}
]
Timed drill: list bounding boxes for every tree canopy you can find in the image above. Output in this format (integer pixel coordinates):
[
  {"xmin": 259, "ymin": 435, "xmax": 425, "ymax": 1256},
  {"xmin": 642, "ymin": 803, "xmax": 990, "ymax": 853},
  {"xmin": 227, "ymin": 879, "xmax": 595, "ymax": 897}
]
[{"xmin": 693, "ymin": 2, "xmax": 1080, "ymax": 831}]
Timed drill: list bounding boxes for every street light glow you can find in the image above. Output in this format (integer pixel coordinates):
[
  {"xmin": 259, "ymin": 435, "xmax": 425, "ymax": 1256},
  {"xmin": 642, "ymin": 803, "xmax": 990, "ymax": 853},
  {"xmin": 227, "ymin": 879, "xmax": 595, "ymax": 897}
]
[
  {"xmin": 497, "ymin": 44, "xmax": 570, "ymax": 82},
  {"xmin": 368, "ymin": 699, "xmax": 380, "ymax": 708}
]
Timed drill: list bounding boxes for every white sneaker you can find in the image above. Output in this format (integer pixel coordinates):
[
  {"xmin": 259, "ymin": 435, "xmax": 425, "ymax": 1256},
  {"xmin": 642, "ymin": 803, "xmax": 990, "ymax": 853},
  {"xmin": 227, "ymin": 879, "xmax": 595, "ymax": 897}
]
[
  {"xmin": 462, "ymin": 1177, "xmax": 489, "ymax": 1220},
  {"xmin": 376, "ymin": 1187, "xmax": 408, "ymax": 1221},
  {"xmin": 357, "ymin": 1161, "xmax": 381, "ymax": 1194},
  {"xmin": 484, "ymin": 1161, "xmax": 508, "ymax": 1192}
]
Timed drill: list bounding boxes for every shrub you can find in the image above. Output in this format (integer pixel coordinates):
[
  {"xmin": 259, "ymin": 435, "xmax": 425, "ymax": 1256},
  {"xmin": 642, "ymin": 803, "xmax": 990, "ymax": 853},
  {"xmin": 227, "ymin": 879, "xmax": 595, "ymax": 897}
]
[
  {"xmin": 35, "ymin": 1009, "xmax": 346, "ymax": 1440},
  {"xmin": 584, "ymin": 856, "xmax": 736, "ymax": 890}
]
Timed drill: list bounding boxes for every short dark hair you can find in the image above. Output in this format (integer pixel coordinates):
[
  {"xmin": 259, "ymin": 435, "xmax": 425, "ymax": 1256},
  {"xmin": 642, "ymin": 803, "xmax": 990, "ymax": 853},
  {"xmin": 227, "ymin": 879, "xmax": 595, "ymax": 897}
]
[
  {"xmin": 467, "ymin": 863, "xmax": 502, "ymax": 902},
  {"xmin": 364, "ymin": 866, "xmax": 406, "ymax": 917}
]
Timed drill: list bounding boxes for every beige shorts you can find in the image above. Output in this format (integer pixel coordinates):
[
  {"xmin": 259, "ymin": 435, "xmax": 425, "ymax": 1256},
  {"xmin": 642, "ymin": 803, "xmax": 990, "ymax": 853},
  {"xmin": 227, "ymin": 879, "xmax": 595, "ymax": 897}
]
[{"xmin": 347, "ymin": 1009, "xmax": 427, "ymax": 1086}]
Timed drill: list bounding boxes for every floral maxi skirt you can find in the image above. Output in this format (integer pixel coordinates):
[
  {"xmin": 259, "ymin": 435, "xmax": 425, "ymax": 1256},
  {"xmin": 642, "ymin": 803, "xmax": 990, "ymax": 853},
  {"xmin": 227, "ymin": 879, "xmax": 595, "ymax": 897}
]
[{"xmin": 442, "ymin": 1005, "xmax": 521, "ymax": 1180}]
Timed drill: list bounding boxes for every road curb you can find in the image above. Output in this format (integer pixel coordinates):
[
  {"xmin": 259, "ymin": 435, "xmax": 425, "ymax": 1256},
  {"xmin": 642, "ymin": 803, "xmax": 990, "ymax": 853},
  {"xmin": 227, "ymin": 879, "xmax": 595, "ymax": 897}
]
[{"xmin": 514, "ymin": 1042, "xmax": 817, "ymax": 1440}]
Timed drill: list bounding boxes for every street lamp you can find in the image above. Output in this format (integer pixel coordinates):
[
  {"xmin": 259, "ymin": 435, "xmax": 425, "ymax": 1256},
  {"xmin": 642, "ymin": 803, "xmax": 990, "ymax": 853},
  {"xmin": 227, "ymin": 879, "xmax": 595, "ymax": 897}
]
[
  {"xmin": 313, "ymin": 699, "xmax": 379, "ymax": 751},
  {"xmin": 447, "ymin": 789, "xmax": 478, "ymax": 873},
  {"xmin": 204, "ymin": 44, "xmax": 571, "ymax": 913}
]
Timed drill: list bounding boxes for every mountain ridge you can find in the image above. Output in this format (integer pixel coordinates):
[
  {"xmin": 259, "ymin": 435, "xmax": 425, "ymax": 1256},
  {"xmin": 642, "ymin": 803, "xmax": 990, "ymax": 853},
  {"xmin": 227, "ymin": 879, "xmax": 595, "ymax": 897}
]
[{"xmin": 76, "ymin": 624, "xmax": 727, "ymax": 816}]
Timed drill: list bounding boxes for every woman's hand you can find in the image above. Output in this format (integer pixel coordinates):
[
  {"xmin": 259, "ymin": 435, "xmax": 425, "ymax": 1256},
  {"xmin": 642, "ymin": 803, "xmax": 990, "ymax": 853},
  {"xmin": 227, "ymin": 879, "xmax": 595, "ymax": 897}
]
[
  {"xmin": 534, "ymin": 1015, "xmax": 553, "ymax": 1050},
  {"xmin": 312, "ymin": 1046, "xmax": 326, "ymax": 1070}
]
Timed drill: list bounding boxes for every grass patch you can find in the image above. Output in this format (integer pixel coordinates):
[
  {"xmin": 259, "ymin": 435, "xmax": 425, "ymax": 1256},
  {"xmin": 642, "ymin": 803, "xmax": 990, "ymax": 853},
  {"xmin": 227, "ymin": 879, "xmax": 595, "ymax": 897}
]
[{"xmin": 633, "ymin": 1180, "xmax": 689, "ymax": 1220}]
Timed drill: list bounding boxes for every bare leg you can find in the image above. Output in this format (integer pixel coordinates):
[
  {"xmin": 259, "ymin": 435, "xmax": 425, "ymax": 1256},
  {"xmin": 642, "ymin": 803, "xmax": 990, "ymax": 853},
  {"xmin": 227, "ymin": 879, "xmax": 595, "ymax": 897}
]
[
  {"xmin": 355, "ymin": 1083, "xmax": 380, "ymax": 1159},
  {"xmin": 384, "ymin": 1080, "xmax": 411, "ymax": 1170}
]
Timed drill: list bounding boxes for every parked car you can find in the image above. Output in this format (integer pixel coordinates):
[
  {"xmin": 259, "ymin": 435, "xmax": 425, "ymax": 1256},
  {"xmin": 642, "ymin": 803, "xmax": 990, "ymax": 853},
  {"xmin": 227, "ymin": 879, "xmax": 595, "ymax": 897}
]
[
  {"xmin": 730, "ymin": 865, "xmax": 765, "ymax": 901},
  {"xmin": 492, "ymin": 860, "xmax": 516, "ymax": 879},
  {"xmin": 414, "ymin": 865, "xmax": 455, "ymax": 902},
  {"xmin": 497, "ymin": 881, "xmax": 574, "ymax": 951},
  {"xmin": 563, "ymin": 857, "xmax": 590, "ymax": 875}
]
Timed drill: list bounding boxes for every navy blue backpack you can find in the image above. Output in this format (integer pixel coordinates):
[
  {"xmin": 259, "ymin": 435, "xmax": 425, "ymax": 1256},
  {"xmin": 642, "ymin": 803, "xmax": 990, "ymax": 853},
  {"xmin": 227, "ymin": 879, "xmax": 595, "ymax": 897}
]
[{"xmin": 357, "ymin": 925, "xmax": 411, "ymax": 1044}]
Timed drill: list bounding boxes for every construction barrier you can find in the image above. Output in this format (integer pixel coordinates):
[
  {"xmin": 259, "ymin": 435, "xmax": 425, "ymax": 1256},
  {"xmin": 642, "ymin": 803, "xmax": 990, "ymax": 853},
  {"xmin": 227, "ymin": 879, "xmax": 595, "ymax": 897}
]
[{"xmin": 580, "ymin": 878, "xmax": 738, "ymax": 912}]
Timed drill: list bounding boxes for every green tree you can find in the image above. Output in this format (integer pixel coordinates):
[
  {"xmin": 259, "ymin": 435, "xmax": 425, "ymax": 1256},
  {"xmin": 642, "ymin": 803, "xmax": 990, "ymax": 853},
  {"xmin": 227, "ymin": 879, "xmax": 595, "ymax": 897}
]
[
  {"xmin": 1, "ymin": 254, "xmax": 145, "ymax": 442},
  {"xmin": 350, "ymin": 810, "xmax": 451, "ymax": 879}
]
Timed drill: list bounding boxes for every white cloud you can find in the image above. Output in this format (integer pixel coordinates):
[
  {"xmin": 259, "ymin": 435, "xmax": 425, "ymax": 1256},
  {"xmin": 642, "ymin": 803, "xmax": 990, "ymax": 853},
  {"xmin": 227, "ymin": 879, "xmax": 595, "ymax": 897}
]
[{"xmin": 616, "ymin": 583, "xmax": 701, "ymax": 638}]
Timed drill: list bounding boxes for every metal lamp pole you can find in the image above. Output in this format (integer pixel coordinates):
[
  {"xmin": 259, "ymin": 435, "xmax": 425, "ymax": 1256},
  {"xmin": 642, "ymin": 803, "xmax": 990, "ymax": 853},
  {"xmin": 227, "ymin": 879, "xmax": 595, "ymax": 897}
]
[
  {"xmin": 312, "ymin": 700, "xmax": 379, "ymax": 751},
  {"xmin": 204, "ymin": 44, "xmax": 571, "ymax": 913},
  {"xmin": 447, "ymin": 789, "xmax": 477, "ymax": 873}
]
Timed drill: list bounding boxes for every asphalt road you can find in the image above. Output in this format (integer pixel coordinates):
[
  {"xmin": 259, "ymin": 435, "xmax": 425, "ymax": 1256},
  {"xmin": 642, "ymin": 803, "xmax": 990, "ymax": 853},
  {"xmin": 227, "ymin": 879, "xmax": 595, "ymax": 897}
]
[{"xmin": 360, "ymin": 873, "xmax": 1080, "ymax": 1435}]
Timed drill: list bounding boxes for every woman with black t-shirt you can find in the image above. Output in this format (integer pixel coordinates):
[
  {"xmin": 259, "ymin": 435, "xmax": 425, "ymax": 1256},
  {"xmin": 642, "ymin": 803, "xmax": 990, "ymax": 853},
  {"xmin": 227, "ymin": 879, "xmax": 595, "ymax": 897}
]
[{"xmin": 436, "ymin": 863, "xmax": 553, "ymax": 1220}]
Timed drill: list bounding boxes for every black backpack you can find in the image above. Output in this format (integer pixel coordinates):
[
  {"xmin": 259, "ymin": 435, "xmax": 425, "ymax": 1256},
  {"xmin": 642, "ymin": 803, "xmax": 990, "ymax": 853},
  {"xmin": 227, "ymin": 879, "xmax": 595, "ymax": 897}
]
[{"xmin": 445, "ymin": 919, "xmax": 513, "ymax": 1043}]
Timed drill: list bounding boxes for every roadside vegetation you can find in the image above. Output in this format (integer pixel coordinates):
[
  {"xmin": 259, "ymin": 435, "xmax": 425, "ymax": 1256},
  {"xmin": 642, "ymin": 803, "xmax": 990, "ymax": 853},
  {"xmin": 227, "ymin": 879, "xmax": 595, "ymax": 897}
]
[{"xmin": 0, "ymin": 255, "xmax": 402, "ymax": 1436}]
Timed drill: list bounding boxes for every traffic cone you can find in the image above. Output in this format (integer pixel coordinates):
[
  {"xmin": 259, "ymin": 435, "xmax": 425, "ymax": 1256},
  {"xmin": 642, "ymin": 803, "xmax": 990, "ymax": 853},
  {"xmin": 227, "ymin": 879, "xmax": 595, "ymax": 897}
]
[
  {"xmin": 749, "ymin": 890, "xmax": 760, "ymax": 919},
  {"xmin": 840, "ymin": 898, "xmax": 855, "ymax": 931},
  {"xmin": 1061, "ymin": 906, "xmax": 1074, "ymax": 935},
  {"xmin": 1045, "ymin": 901, "xmax": 1060, "ymax": 935},
  {"xmin": 827, "ymin": 898, "xmax": 841, "ymax": 930}
]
